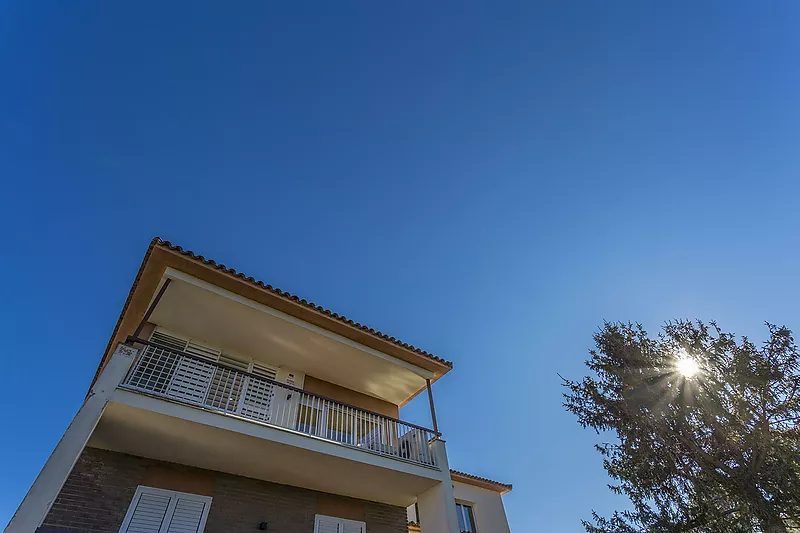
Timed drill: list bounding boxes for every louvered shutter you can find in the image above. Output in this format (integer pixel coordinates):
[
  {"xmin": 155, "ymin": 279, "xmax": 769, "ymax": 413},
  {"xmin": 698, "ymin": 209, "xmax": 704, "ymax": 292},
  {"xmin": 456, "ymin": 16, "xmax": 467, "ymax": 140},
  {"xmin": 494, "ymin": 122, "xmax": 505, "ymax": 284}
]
[
  {"xmin": 315, "ymin": 515, "xmax": 342, "ymax": 533},
  {"xmin": 314, "ymin": 515, "xmax": 365, "ymax": 533},
  {"xmin": 165, "ymin": 497, "xmax": 208, "ymax": 533},
  {"xmin": 240, "ymin": 362, "xmax": 278, "ymax": 421},
  {"xmin": 123, "ymin": 491, "xmax": 171, "ymax": 533},
  {"xmin": 150, "ymin": 331, "xmax": 189, "ymax": 352},
  {"xmin": 205, "ymin": 353, "xmax": 248, "ymax": 412},
  {"xmin": 340, "ymin": 518, "xmax": 365, "ymax": 533},
  {"xmin": 120, "ymin": 487, "xmax": 211, "ymax": 533},
  {"xmin": 165, "ymin": 340, "xmax": 219, "ymax": 404}
]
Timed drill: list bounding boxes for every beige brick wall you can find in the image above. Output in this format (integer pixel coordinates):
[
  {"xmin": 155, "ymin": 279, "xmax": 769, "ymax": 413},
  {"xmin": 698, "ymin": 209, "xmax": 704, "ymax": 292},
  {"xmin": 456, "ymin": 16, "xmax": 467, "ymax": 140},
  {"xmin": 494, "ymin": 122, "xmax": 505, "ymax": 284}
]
[{"xmin": 41, "ymin": 447, "xmax": 407, "ymax": 533}]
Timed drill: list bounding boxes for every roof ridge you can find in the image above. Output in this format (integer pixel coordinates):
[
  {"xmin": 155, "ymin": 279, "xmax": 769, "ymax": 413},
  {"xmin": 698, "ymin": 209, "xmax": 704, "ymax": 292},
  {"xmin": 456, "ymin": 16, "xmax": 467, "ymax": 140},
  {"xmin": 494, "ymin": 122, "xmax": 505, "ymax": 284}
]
[{"xmin": 151, "ymin": 237, "xmax": 453, "ymax": 368}]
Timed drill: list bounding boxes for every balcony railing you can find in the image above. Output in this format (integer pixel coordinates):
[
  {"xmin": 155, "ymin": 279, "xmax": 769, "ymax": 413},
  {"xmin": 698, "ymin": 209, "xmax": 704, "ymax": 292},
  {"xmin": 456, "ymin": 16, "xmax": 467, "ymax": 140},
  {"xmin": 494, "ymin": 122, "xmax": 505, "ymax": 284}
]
[{"xmin": 121, "ymin": 340, "xmax": 439, "ymax": 468}]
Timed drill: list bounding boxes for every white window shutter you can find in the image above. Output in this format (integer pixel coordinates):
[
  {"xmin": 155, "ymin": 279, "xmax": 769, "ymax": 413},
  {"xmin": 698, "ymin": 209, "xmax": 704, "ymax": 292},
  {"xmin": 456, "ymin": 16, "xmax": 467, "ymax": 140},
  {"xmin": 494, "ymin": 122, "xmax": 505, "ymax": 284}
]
[
  {"xmin": 166, "ymin": 356, "xmax": 216, "ymax": 404},
  {"xmin": 240, "ymin": 361, "xmax": 278, "ymax": 421},
  {"xmin": 315, "ymin": 515, "xmax": 365, "ymax": 533},
  {"xmin": 120, "ymin": 487, "xmax": 212, "ymax": 533},
  {"xmin": 164, "ymin": 497, "xmax": 209, "ymax": 533},
  {"xmin": 341, "ymin": 518, "xmax": 365, "ymax": 533},
  {"xmin": 123, "ymin": 492, "xmax": 171, "ymax": 533},
  {"xmin": 315, "ymin": 515, "xmax": 341, "ymax": 533},
  {"xmin": 184, "ymin": 342, "xmax": 221, "ymax": 362},
  {"xmin": 150, "ymin": 331, "xmax": 190, "ymax": 351}
]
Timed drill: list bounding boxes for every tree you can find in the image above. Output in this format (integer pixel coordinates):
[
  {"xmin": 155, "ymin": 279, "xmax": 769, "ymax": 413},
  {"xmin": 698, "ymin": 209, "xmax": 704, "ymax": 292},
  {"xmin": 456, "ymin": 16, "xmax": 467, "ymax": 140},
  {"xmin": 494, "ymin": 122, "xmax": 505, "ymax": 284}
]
[{"xmin": 563, "ymin": 321, "xmax": 800, "ymax": 533}]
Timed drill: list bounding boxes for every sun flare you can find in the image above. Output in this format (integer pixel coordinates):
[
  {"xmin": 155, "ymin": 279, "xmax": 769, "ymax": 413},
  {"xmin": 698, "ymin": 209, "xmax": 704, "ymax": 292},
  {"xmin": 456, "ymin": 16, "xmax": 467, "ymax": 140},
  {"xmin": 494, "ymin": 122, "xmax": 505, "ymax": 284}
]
[{"xmin": 676, "ymin": 356, "xmax": 700, "ymax": 378}]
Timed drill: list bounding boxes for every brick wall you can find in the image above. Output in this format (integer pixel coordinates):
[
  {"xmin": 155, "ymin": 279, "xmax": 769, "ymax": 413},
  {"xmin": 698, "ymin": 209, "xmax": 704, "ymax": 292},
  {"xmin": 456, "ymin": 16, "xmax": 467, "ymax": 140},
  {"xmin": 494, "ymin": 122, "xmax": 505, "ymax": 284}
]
[
  {"xmin": 41, "ymin": 448, "xmax": 407, "ymax": 533},
  {"xmin": 42, "ymin": 447, "xmax": 146, "ymax": 533}
]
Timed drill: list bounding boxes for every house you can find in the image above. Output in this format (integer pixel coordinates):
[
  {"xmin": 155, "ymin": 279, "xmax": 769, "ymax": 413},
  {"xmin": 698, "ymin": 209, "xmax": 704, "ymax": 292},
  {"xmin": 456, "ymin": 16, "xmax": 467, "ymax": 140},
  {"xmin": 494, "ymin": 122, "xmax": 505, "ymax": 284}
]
[{"xmin": 6, "ymin": 238, "xmax": 513, "ymax": 533}]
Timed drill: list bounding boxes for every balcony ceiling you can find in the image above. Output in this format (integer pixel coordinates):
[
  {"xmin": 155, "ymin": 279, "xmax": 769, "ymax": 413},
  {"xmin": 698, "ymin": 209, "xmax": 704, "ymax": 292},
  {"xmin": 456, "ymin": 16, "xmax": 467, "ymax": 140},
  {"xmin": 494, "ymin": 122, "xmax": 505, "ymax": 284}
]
[
  {"xmin": 148, "ymin": 275, "xmax": 431, "ymax": 405},
  {"xmin": 91, "ymin": 401, "xmax": 440, "ymax": 507}
]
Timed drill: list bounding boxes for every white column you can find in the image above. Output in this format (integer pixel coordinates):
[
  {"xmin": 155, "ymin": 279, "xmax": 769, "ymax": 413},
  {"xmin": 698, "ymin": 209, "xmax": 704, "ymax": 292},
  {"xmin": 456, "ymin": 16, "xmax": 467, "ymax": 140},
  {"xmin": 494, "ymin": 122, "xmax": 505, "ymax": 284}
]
[
  {"xmin": 417, "ymin": 439, "xmax": 460, "ymax": 533},
  {"xmin": 4, "ymin": 343, "xmax": 138, "ymax": 533}
]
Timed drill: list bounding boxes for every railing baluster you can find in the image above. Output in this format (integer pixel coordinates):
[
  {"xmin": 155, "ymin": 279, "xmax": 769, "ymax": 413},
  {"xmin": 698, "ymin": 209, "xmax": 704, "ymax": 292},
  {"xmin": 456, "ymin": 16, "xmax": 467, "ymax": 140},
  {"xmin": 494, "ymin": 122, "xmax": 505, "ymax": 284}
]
[
  {"xmin": 276, "ymin": 384, "xmax": 284, "ymax": 426},
  {"xmin": 122, "ymin": 340, "xmax": 440, "ymax": 468},
  {"xmin": 378, "ymin": 416, "xmax": 384, "ymax": 457}
]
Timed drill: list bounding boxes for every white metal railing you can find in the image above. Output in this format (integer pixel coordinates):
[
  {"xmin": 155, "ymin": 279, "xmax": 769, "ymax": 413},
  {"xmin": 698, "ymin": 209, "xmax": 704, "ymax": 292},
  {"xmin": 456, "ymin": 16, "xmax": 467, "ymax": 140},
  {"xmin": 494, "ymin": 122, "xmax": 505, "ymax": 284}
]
[{"xmin": 122, "ymin": 340, "xmax": 439, "ymax": 468}]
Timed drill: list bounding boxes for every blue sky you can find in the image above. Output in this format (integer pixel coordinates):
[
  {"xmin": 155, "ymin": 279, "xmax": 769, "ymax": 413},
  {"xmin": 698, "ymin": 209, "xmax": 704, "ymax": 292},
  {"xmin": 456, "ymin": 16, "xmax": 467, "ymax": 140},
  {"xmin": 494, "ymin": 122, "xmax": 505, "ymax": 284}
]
[{"xmin": 2, "ymin": 2, "xmax": 800, "ymax": 531}]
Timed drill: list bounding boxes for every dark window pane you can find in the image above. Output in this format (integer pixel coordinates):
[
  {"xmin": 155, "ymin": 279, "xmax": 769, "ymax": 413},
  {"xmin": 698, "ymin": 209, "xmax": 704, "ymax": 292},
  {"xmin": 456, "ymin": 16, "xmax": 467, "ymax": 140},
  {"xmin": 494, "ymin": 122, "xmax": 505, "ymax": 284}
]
[
  {"xmin": 464, "ymin": 505, "xmax": 476, "ymax": 532},
  {"xmin": 456, "ymin": 505, "xmax": 467, "ymax": 532}
]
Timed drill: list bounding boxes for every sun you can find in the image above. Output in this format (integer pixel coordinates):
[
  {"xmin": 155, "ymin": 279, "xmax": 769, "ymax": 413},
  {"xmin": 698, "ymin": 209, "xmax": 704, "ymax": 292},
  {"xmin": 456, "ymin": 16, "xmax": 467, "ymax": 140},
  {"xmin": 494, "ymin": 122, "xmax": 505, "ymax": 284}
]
[{"xmin": 676, "ymin": 355, "xmax": 700, "ymax": 378}]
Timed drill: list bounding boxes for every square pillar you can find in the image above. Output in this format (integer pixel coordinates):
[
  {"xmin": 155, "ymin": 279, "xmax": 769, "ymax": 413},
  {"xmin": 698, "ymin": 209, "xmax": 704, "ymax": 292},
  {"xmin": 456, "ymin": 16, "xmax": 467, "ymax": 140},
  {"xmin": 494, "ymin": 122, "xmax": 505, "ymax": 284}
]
[{"xmin": 417, "ymin": 439, "xmax": 460, "ymax": 533}]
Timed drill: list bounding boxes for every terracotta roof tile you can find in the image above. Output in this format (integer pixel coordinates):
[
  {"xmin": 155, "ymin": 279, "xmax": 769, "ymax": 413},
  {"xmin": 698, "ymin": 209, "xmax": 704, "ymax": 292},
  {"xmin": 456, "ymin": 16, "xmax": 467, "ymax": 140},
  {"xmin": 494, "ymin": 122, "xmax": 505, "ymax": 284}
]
[
  {"xmin": 153, "ymin": 237, "xmax": 453, "ymax": 368},
  {"xmin": 450, "ymin": 469, "xmax": 513, "ymax": 493}
]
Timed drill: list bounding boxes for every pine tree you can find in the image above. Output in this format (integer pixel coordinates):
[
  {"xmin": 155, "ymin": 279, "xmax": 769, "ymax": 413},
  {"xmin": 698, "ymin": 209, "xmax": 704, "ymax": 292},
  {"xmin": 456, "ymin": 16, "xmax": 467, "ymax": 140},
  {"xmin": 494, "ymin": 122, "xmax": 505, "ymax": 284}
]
[{"xmin": 563, "ymin": 321, "xmax": 800, "ymax": 532}]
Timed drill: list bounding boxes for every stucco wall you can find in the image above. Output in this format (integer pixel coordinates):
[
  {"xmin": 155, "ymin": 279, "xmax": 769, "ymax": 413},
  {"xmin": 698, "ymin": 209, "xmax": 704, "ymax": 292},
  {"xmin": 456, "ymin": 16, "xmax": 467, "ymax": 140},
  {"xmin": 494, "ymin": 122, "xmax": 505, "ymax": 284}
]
[
  {"xmin": 452, "ymin": 481, "xmax": 510, "ymax": 533},
  {"xmin": 303, "ymin": 375, "xmax": 399, "ymax": 418},
  {"xmin": 407, "ymin": 480, "xmax": 510, "ymax": 533}
]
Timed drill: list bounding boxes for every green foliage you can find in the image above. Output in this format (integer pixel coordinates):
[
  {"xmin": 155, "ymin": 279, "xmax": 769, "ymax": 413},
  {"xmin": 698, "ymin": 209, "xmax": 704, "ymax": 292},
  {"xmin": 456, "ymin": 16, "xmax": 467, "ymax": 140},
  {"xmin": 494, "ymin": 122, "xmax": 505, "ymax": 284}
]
[{"xmin": 563, "ymin": 321, "xmax": 800, "ymax": 533}]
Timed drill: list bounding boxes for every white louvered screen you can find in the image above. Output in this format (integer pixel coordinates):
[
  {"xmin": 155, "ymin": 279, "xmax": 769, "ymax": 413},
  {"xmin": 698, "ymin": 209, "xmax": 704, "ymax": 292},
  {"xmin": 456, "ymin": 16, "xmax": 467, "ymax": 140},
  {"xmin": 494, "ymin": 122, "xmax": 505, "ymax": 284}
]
[
  {"xmin": 315, "ymin": 515, "xmax": 342, "ymax": 533},
  {"xmin": 314, "ymin": 515, "xmax": 365, "ymax": 533},
  {"xmin": 251, "ymin": 361, "xmax": 278, "ymax": 380},
  {"xmin": 165, "ymin": 497, "xmax": 208, "ymax": 533},
  {"xmin": 341, "ymin": 518, "xmax": 365, "ymax": 533},
  {"xmin": 206, "ymin": 353, "xmax": 249, "ymax": 412},
  {"xmin": 166, "ymin": 356, "xmax": 216, "ymax": 404},
  {"xmin": 150, "ymin": 331, "xmax": 189, "ymax": 351},
  {"xmin": 123, "ymin": 492, "xmax": 171, "ymax": 533},
  {"xmin": 120, "ymin": 487, "xmax": 211, "ymax": 533},
  {"xmin": 157, "ymin": 335, "xmax": 219, "ymax": 405},
  {"xmin": 184, "ymin": 342, "xmax": 221, "ymax": 362},
  {"xmin": 218, "ymin": 353, "xmax": 250, "ymax": 371},
  {"xmin": 240, "ymin": 362, "xmax": 278, "ymax": 422}
]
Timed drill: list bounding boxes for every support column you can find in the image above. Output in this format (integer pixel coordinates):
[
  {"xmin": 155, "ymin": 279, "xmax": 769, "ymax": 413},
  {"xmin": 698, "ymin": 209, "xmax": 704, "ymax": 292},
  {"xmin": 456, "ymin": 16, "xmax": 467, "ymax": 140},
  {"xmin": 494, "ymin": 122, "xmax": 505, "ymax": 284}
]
[
  {"xmin": 5, "ymin": 343, "xmax": 138, "ymax": 533},
  {"xmin": 417, "ymin": 439, "xmax": 460, "ymax": 533},
  {"xmin": 425, "ymin": 379, "xmax": 439, "ymax": 434}
]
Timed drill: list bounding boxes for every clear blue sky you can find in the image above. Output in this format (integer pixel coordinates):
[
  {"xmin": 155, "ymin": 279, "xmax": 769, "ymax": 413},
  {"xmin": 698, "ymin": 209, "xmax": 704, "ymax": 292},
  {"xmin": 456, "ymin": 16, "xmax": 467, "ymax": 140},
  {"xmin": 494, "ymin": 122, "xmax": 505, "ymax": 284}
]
[{"xmin": 2, "ymin": 2, "xmax": 799, "ymax": 531}]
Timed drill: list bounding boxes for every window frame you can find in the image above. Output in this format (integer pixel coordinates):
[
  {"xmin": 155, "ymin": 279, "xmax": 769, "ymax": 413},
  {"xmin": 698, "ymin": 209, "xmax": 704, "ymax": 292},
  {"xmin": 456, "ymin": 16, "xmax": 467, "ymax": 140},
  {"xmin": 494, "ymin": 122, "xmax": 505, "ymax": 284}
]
[
  {"xmin": 118, "ymin": 485, "xmax": 213, "ymax": 533},
  {"xmin": 455, "ymin": 502, "xmax": 477, "ymax": 533}
]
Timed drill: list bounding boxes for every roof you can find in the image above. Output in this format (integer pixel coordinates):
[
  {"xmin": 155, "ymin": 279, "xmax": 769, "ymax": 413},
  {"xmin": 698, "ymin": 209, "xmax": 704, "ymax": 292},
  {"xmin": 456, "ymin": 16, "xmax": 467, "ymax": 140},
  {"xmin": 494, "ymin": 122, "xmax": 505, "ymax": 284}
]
[
  {"xmin": 153, "ymin": 238, "xmax": 452, "ymax": 368},
  {"xmin": 450, "ymin": 469, "xmax": 513, "ymax": 494},
  {"xmin": 92, "ymin": 237, "xmax": 452, "ymax": 395}
]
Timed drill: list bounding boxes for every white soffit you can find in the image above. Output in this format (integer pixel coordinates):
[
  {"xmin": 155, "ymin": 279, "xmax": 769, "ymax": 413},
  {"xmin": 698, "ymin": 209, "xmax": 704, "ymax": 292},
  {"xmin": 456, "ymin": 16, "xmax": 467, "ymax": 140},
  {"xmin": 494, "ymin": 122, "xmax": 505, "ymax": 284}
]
[{"xmin": 147, "ymin": 270, "xmax": 432, "ymax": 404}]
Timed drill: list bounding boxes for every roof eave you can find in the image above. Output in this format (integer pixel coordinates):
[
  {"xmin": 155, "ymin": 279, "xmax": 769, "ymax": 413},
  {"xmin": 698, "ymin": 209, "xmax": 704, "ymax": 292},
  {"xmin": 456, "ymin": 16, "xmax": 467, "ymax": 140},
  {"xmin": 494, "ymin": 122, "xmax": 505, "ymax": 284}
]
[
  {"xmin": 91, "ymin": 237, "xmax": 453, "ymax": 395},
  {"xmin": 450, "ymin": 470, "xmax": 513, "ymax": 495}
]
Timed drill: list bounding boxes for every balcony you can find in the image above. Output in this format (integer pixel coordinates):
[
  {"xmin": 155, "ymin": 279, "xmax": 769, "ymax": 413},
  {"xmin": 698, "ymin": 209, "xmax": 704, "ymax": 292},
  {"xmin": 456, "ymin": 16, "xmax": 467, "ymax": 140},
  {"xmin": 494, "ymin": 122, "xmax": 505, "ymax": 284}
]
[{"xmin": 119, "ymin": 339, "xmax": 439, "ymax": 469}]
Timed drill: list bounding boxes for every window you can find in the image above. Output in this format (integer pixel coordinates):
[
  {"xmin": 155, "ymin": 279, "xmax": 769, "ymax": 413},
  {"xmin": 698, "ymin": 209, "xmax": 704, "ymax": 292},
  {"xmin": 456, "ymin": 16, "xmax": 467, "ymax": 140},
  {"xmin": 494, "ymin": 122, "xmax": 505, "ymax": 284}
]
[
  {"xmin": 314, "ymin": 514, "xmax": 365, "ymax": 533},
  {"xmin": 456, "ymin": 503, "xmax": 477, "ymax": 533},
  {"xmin": 119, "ymin": 486, "xmax": 212, "ymax": 533}
]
